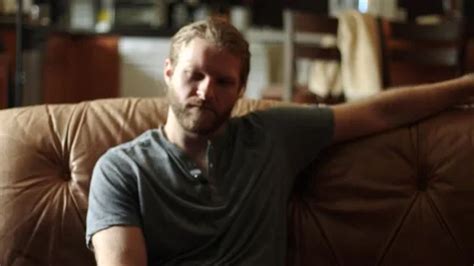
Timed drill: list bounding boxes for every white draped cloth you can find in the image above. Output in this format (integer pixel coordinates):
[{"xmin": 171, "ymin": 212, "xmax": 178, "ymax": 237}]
[{"xmin": 306, "ymin": 10, "xmax": 383, "ymax": 101}]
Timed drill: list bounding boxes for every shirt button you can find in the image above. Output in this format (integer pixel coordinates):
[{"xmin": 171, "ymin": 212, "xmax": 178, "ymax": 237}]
[{"xmin": 190, "ymin": 168, "xmax": 202, "ymax": 178}]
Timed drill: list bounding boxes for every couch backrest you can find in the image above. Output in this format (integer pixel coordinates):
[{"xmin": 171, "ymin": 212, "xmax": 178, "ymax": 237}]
[
  {"xmin": 0, "ymin": 97, "xmax": 473, "ymax": 266},
  {"xmin": 287, "ymin": 105, "xmax": 474, "ymax": 266}
]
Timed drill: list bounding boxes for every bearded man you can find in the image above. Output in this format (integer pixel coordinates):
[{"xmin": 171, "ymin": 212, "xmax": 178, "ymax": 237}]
[{"xmin": 86, "ymin": 17, "xmax": 474, "ymax": 266}]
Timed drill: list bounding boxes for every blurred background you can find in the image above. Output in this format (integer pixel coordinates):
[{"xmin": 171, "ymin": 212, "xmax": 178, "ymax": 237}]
[{"xmin": 0, "ymin": 0, "xmax": 473, "ymax": 108}]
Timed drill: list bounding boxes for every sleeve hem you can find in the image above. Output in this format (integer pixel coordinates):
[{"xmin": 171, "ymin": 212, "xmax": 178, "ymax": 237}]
[{"xmin": 86, "ymin": 218, "xmax": 141, "ymax": 250}]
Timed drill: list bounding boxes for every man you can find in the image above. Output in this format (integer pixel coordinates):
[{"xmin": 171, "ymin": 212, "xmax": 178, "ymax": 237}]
[{"xmin": 86, "ymin": 17, "xmax": 474, "ymax": 265}]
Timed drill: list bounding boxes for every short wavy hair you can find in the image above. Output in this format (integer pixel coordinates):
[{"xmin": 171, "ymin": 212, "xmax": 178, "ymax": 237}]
[{"xmin": 169, "ymin": 17, "xmax": 251, "ymax": 88}]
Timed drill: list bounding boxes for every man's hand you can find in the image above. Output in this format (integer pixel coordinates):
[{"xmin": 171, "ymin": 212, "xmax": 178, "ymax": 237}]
[
  {"xmin": 459, "ymin": 74, "xmax": 474, "ymax": 106},
  {"xmin": 462, "ymin": 73, "xmax": 474, "ymax": 82},
  {"xmin": 92, "ymin": 226, "xmax": 147, "ymax": 266}
]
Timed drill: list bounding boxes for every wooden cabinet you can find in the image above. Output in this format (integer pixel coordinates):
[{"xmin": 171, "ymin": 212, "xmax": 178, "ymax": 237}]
[{"xmin": 42, "ymin": 33, "xmax": 119, "ymax": 104}]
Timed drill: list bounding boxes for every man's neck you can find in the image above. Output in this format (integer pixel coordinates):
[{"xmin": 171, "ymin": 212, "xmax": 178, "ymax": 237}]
[
  {"xmin": 164, "ymin": 118, "xmax": 207, "ymax": 158},
  {"xmin": 163, "ymin": 109, "xmax": 226, "ymax": 172}
]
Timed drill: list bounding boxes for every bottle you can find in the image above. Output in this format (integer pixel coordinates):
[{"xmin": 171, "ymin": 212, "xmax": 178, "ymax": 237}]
[{"xmin": 96, "ymin": 0, "xmax": 114, "ymax": 33}]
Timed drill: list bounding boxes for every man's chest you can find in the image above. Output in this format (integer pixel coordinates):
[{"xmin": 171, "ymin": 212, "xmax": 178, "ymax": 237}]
[{"xmin": 138, "ymin": 140, "xmax": 289, "ymax": 260}]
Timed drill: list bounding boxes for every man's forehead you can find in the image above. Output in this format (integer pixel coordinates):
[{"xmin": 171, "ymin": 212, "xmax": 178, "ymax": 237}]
[
  {"xmin": 176, "ymin": 38, "xmax": 241, "ymax": 75},
  {"xmin": 179, "ymin": 38, "xmax": 224, "ymax": 56}
]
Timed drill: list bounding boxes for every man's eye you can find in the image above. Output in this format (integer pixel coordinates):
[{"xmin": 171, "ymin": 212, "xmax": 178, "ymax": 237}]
[
  {"xmin": 218, "ymin": 79, "xmax": 236, "ymax": 86},
  {"xmin": 185, "ymin": 71, "xmax": 203, "ymax": 81}
]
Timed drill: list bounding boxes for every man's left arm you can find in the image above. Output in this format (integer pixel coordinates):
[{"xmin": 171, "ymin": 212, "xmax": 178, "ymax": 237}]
[{"xmin": 331, "ymin": 74, "xmax": 474, "ymax": 144}]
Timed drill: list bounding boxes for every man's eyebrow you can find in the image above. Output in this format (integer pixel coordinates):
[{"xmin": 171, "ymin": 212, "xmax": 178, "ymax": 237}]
[
  {"xmin": 180, "ymin": 62, "xmax": 194, "ymax": 69},
  {"xmin": 219, "ymin": 74, "xmax": 238, "ymax": 81}
]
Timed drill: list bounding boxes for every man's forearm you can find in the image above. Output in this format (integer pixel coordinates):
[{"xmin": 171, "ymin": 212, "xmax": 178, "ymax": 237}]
[
  {"xmin": 332, "ymin": 74, "xmax": 474, "ymax": 143},
  {"xmin": 369, "ymin": 74, "xmax": 474, "ymax": 127}
]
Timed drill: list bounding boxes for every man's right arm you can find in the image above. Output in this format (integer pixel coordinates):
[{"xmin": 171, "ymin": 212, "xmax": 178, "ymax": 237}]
[
  {"xmin": 92, "ymin": 226, "xmax": 147, "ymax": 266},
  {"xmin": 87, "ymin": 151, "xmax": 146, "ymax": 265}
]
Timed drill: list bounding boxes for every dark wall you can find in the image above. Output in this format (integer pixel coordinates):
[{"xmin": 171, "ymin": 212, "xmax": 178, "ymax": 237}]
[
  {"xmin": 464, "ymin": 0, "xmax": 474, "ymax": 22},
  {"xmin": 252, "ymin": 0, "xmax": 328, "ymax": 28},
  {"xmin": 398, "ymin": 0, "xmax": 445, "ymax": 20}
]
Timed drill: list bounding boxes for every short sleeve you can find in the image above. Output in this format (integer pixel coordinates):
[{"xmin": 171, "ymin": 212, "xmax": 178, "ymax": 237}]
[
  {"xmin": 85, "ymin": 149, "xmax": 141, "ymax": 250},
  {"xmin": 252, "ymin": 106, "xmax": 334, "ymax": 174}
]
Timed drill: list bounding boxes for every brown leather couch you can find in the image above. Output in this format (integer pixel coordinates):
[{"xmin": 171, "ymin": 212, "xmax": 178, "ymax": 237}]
[{"xmin": 0, "ymin": 97, "xmax": 473, "ymax": 266}]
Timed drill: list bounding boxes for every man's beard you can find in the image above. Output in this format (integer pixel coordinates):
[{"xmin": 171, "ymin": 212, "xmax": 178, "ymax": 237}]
[{"xmin": 167, "ymin": 87, "xmax": 233, "ymax": 136}]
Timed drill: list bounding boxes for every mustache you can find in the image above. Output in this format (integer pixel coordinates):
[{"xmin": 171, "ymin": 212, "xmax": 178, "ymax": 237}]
[{"xmin": 186, "ymin": 98, "xmax": 215, "ymax": 110}]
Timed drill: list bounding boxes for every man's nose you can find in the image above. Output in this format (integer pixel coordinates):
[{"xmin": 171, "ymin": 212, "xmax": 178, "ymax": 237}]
[{"xmin": 197, "ymin": 78, "xmax": 215, "ymax": 100}]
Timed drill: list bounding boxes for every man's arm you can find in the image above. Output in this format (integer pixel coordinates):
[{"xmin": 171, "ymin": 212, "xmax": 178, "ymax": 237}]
[
  {"xmin": 331, "ymin": 74, "xmax": 474, "ymax": 143},
  {"xmin": 92, "ymin": 226, "xmax": 147, "ymax": 266}
]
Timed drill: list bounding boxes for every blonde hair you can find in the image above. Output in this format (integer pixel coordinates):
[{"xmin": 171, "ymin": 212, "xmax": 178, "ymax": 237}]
[{"xmin": 169, "ymin": 17, "xmax": 250, "ymax": 87}]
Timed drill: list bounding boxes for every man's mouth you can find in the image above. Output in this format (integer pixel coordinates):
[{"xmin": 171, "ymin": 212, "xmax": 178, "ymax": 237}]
[
  {"xmin": 187, "ymin": 100, "xmax": 214, "ymax": 111},
  {"xmin": 187, "ymin": 104, "xmax": 216, "ymax": 115}
]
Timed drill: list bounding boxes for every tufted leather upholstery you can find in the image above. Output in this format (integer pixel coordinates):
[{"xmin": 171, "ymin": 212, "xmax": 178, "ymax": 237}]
[{"xmin": 0, "ymin": 97, "xmax": 473, "ymax": 266}]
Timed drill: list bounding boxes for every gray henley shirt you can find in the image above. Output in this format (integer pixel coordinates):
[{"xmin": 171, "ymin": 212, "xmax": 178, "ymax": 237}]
[{"xmin": 86, "ymin": 106, "xmax": 333, "ymax": 265}]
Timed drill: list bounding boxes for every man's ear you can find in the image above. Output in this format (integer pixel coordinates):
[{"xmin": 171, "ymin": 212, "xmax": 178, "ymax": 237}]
[
  {"xmin": 163, "ymin": 58, "xmax": 174, "ymax": 86},
  {"xmin": 238, "ymin": 86, "xmax": 246, "ymax": 98}
]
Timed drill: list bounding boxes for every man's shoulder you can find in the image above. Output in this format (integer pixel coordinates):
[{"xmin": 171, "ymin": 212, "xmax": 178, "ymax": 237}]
[
  {"xmin": 236, "ymin": 105, "xmax": 332, "ymax": 127},
  {"xmin": 117, "ymin": 129, "xmax": 158, "ymax": 149},
  {"xmin": 101, "ymin": 129, "xmax": 165, "ymax": 163}
]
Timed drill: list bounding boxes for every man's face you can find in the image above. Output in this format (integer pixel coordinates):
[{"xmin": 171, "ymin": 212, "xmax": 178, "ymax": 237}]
[{"xmin": 164, "ymin": 38, "xmax": 243, "ymax": 135}]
